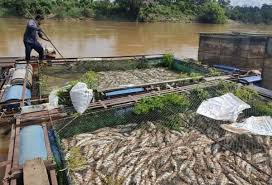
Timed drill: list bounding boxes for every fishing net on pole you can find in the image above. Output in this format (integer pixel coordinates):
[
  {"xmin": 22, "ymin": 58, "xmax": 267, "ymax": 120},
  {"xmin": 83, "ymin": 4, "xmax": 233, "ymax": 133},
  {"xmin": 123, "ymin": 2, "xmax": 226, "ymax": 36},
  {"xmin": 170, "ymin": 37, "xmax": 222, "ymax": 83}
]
[{"xmin": 53, "ymin": 81, "xmax": 272, "ymax": 185}]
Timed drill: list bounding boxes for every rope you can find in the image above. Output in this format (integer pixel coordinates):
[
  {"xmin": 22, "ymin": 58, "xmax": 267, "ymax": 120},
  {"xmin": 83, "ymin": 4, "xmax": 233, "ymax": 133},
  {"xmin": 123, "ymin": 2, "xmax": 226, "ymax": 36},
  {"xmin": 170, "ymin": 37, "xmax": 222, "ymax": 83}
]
[{"xmin": 56, "ymin": 115, "xmax": 79, "ymax": 135}]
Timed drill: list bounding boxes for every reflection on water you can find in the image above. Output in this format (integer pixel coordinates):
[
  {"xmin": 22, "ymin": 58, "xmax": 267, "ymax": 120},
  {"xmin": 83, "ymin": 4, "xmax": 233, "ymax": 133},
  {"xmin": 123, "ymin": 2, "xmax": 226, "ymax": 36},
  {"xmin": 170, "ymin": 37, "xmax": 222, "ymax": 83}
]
[{"xmin": 0, "ymin": 18, "xmax": 272, "ymax": 59}]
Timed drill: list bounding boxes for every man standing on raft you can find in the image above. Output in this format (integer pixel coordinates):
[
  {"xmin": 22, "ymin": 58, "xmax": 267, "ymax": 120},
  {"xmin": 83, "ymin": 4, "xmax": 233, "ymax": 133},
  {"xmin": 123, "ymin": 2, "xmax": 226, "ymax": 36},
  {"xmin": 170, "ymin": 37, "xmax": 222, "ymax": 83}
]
[{"xmin": 23, "ymin": 14, "xmax": 49, "ymax": 62}]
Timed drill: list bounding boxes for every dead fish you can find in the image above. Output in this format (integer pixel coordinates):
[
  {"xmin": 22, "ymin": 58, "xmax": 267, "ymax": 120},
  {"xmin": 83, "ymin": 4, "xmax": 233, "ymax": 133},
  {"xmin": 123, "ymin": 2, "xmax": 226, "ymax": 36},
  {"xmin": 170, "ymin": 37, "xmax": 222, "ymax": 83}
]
[
  {"xmin": 218, "ymin": 174, "xmax": 229, "ymax": 185},
  {"xmin": 93, "ymin": 149, "xmax": 104, "ymax": 160},
  {"xmin": 94, "ymin": 176, "xmax": 103, "ymax": 185},
  {"xmin": 178, "ymin": 171, "xmax": 192, "ymax": 184},
  {"xmin": 155, "ymin": 171, "xmax": 173, "ymax": 184},
  {"xmin": 179, "ymin": 160, "xmax": 190, "ymax": 172},
  {"xmin": 226, "ymin": 173, "xmax": 244, "ymax": 185},
  {"xmin": 123, "ymin": 174, "xmax": 132, "ymax": 185},
  {"xmin": 116, "ymin": 154, "xmax": 124, "ymax": 165},
  {"xmin": 196, "ymin": 174, "xmax": 206, "ymax": 185},
  {"xmin": 75, "ymin": 133, "xmax": 95, "ymax": 140},
  {"xmin": 170, "ymin": 157, "xmax": 178, "ymax": 172},
  {"xmin": 62, "ymin": 139, "xmax": 69, "ymax": 151},
  {"xmin": 252, "ymin": 153, "xmax": 268, "ymax": 164},
  {"xmin": 185, "ymin": 168, "xmax": 198, "ymax": 184},
  {"xmin": 123, "ymin": 165, "xmax": 135, "ymax": 179},
  {"xmin": 160, "ymin": 160, "xmax": 172, "ymax": 172},
  {"xmin": 212, "ymin": 159, "xmax": 222, "ymax": 176},
  {"xmin": 73, "ymin": 172, "xmax": 83, "ymax": 184},
  {"xmin": 133, "ymin": 170, "xmax": 142, "ymax": 185},
  {"xmin": 115, "ymin": 146, "xmax": 128, "ymax": 158},
  {"xmin": 170, "ymin": 130, "xmax": 184, "ymax": 137},
  {"xmin": 188, "ymin": 156, "xmax": 196, "ymax": 168},
  {"xmin": 204, "ymin": 146, "xmax": 212, "ymax": 155},
  {"xmin": 84, "ymin": 169, "xmax": 93, "ymax": 183},
  {"xmin": 134, "ymin": 162, "xmax": 146, "ymax": 173}
]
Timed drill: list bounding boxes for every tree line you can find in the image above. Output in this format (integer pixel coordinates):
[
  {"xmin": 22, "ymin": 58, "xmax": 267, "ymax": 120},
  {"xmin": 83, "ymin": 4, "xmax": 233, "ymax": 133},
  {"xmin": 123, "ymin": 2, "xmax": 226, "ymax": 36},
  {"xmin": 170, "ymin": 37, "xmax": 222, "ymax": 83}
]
[{"xmin": 0, "ymin": 0, "xmax": 271, "ymax": 24}]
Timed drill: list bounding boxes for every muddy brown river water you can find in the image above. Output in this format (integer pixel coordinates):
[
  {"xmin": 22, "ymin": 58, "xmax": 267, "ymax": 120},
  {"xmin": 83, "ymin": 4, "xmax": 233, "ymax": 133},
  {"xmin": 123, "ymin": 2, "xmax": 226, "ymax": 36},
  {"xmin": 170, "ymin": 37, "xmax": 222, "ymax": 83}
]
[
  {"xmin": 1, "ymin": 18, "xmax": 272, "ymax": 183},
  {"xmin": 0, "ymin": 18, "xmax": 272, "ymax": 59}
]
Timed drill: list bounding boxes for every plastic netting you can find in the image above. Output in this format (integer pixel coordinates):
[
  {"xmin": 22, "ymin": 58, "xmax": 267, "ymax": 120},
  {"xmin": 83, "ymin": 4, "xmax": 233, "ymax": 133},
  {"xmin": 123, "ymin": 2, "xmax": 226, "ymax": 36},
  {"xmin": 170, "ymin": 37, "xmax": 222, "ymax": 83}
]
[{"xmin": 53, "ymin": 83, "xmax": 272, "ymax": 184}]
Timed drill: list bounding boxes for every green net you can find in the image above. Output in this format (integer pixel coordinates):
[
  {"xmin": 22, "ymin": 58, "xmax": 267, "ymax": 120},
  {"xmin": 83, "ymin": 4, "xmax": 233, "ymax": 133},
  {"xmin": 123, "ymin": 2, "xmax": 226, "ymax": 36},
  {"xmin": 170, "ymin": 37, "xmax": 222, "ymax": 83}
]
[{"xmin": 53, "ymin": 82, "xmax": 272, "ymax": 184}]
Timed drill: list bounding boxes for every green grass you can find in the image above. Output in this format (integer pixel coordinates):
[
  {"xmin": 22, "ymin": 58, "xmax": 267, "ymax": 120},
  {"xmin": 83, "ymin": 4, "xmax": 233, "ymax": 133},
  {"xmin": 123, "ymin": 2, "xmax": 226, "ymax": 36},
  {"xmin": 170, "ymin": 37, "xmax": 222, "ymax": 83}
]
[{"xmin": 133, "ymin": 93, "xmax": 189, "ymax": 115}]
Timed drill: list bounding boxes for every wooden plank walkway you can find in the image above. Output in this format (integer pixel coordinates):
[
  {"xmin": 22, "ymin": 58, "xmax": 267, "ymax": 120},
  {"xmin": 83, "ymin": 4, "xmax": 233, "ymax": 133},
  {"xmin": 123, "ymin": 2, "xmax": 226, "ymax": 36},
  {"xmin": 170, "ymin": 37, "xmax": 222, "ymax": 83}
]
[{"xmin": 23, "ymin": 159, "xmax": 50, "ymax": 185}]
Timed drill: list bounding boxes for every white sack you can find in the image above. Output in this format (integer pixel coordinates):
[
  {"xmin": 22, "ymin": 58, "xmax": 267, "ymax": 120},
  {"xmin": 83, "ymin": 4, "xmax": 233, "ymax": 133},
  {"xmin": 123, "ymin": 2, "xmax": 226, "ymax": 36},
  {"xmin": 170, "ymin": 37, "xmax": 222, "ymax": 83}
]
[
  {"xmin": 49, "ymin": 90, "xmax": 59, "ymax": 107},
  {"xmin": 70, "ymin": 82, "xmax": 93, "ymax": 114},
  {"xmin": 196, "ymin": 93, "xmax": 251, "ymax": 122},
  {"xmin": 229, "ymin": 116, "xmax": 272, "ymax": 136}
]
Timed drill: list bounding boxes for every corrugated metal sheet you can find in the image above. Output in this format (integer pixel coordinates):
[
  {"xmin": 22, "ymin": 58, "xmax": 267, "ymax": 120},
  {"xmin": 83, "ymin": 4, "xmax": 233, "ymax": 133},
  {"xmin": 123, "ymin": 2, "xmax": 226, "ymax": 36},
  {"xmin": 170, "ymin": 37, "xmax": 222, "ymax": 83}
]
[
  {"xmin": 19, "ymin": 125, "xmax": 47, "ymax": 165},
  {"xmin": 239, "ymin": 75, "xmax": 262, "ymax": 84},
  {"xmin": 1, "ymin": 85, "xmax": 31, "ymax": 102},
  {"xmin": 213, "ymin": 64, "xmax": 240, "ymax": 73},
  {"xmin": 105, "ymin": 87, "xmax": 144, "ymax": 97}
]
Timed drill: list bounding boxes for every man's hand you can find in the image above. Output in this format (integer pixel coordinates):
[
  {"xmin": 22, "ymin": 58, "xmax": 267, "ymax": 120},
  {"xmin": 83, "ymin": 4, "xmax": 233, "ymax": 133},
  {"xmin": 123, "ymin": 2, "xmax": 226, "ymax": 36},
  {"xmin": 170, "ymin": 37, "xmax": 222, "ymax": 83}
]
[{"xmin": 42, "ymin": 37, "xmax": 50, "ymax": 42}]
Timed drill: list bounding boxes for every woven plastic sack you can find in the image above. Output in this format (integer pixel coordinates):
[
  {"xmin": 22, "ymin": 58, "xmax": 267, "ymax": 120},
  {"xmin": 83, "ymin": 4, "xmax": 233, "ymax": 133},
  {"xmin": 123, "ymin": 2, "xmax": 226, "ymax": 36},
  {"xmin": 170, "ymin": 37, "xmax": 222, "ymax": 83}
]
[
  {"xmin": 197, "ymin": 93, "xmax": 251, "ymax": 122},
  {"xmin": 49, "ymin": 90, "xmax": 59, "ymax": 107},
  {"xmin": 70, "ymin": 82, "xmax": 93, "ymax": 114},
  {"xmin": 221, "ymin": 116, "xmax": 272, "ymax": 136}
]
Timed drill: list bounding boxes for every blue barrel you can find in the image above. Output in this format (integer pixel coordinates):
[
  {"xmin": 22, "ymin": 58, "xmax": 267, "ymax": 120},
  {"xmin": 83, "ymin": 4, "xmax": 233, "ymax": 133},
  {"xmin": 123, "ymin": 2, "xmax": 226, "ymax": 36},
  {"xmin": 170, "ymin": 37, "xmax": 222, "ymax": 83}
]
[
  {"xmin": 11, "ymin": 64, "xmax": 33, "ymax": 88},
  {"xmin": 19, "ymin": 125, "xmax": 47, "ymax": 166},
  {"xmin": 1, "ymin": 85, "xmax": 31, "ymax": 102}
]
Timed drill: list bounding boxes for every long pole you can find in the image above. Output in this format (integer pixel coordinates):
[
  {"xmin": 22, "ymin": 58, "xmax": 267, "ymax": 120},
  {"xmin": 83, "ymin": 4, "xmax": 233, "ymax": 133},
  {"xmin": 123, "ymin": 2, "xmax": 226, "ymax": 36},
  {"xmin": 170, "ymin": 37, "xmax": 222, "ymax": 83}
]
[
  {"xmin": 41, "ymin": 30, "xmax": 64, "ymax": 59},
  {"xmin": 25, "ymin": 9, "xmax": 66, "ymax": 60}
]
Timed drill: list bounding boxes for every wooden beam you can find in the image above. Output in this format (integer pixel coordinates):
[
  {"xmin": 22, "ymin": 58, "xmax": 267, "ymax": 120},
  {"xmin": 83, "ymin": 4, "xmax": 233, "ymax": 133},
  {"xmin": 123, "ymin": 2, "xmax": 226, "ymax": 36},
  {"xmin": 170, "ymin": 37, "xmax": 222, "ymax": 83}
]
[
  {"xmin": 3, "ymin": 124, "xmax": 15, "ymax": 185},
  {"xmin": 23, "ymin": 159, "xmax": 50, "ymax": 185}
]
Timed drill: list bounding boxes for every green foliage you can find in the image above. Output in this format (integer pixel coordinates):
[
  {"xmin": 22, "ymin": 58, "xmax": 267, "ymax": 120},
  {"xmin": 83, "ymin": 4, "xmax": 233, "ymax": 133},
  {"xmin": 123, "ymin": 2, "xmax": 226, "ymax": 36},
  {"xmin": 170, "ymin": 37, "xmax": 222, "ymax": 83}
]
[
  {"xmin": 138, "ymin": 2, "xmax": 191, "ymax": 22},
  {"xmin": 104, "ymin": 176, "xmax": 125, "ymax": 185},
  {"xmin": 189, "ymin": 72, "xmax": 202, "ymax": 77},
  {"xmin": 233, "ymin": 88, "xmax": 260, "ymax": 103},
  {"xmin": 198, "ymin": 1, "xmax": 227, "ymax": 24},
  {"xmin": 162, "ymin": 114, "xmax": 187, "ymax": 131},
  {"xmin": 133, "ymin": 94, "xmax": 189, "ymax": 115},
  {"xmin": 254, "ymin": 102, "xmax": 272, "ymax": 116},
  {"xmin": 216, "ymin": 81, "xmax": 238, "ymax": 95},
  {"xmin": 209, "ymin": 68, "xmax": 221, "ymax": 76},
  {"xmin": 161, "ymin": 53, "xmax": 174, "ymax": 69},
  {"xmin": 215, "ymin": 81, "xmax": 260, "ymax": 103},
  {"xmin": 228, "ymin": 4, "xmax": 272, "ymax": 24},
  {"xmin": 191, "ymin": 87, "xmax": 211, "ymax": 100},
  {"xmin": 0, "ymin": 0, "xmax": 231, "ymax": 23}
]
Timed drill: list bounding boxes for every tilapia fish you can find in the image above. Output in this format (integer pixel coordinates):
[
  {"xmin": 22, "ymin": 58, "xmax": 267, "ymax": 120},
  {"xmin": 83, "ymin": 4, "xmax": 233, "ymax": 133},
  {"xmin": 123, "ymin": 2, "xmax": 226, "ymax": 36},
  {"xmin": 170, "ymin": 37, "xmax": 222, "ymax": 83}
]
[{"xmin": 62, "ymin": 122, "xmax": 270, "ymax": 185}]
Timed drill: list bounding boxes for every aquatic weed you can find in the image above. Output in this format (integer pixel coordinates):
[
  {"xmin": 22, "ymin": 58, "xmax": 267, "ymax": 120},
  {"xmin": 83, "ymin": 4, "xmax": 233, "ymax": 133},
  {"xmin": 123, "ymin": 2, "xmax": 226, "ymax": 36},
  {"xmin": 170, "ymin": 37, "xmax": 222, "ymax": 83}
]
[
  {"xmin": 161, "ymin": 53, "xmax": 175, "ymax": 69},
  {"xmin": 67, "ymin": 147, "xmax": 87, "ymax": 171},
  {"xmin": 133, "ymin": 93, "xmax": 189, "ymax": 114}
]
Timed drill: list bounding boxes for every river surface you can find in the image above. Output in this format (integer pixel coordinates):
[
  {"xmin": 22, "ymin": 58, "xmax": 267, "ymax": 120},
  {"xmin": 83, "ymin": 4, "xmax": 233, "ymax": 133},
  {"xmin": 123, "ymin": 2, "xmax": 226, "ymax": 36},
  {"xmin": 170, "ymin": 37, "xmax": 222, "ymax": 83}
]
[
  {"xmin": 0, "ymin": 18, "xmax": 272, "ymax": 59},
  {"xmin": 1, "ymin": 18, "xmax": 272, "ymax": 183}
]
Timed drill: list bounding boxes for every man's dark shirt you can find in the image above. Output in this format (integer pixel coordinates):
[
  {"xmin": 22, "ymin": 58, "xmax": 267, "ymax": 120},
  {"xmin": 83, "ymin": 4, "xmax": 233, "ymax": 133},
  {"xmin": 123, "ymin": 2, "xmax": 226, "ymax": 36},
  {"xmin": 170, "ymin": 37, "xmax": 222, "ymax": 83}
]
[{"xmin": 23, "ymin": 19, "xmax": 42, "ymax": 44}]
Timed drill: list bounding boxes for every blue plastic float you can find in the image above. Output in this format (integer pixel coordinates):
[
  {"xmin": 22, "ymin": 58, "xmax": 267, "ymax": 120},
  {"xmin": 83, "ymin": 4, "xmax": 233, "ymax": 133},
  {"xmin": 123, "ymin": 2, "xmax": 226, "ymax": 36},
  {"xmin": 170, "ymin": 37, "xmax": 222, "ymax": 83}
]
[{"xmin": 19, "ymin": 125, "xmax": 47, "ymax": 165}]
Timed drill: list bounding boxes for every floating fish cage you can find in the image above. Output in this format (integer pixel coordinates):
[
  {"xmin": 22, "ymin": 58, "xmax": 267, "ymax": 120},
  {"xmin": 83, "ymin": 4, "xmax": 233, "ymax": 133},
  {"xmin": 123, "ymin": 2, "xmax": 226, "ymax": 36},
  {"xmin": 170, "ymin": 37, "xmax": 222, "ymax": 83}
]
[
  {"xmin": 2, "ymin": 54, "xmax": 270, "ymax": 185},
  {"xmin": 40, "ymin": 55, "xmax": 221, "ymax": 102},
  {"xmin": 52, "ymin": 81, "xmax": 272, "ymax": 185}
]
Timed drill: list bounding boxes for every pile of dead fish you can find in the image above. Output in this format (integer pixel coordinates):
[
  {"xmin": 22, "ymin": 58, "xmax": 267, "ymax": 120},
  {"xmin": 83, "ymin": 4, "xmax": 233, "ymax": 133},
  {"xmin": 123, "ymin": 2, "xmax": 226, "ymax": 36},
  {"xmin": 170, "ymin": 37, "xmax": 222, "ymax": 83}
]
[
  {"xmin": 62, "ymin": 122, "xmax": 271, "ymax": 185},
  {"xmin": 97, "ymin": 68, "xmax": 180, "ymax": 90}
]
